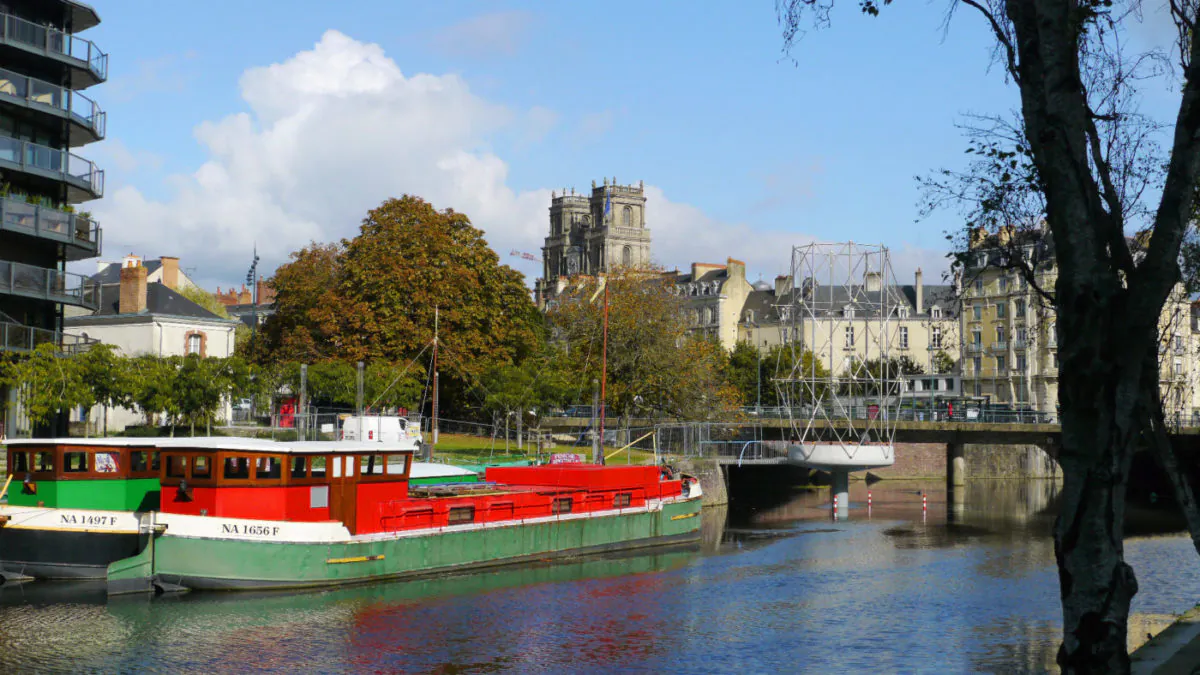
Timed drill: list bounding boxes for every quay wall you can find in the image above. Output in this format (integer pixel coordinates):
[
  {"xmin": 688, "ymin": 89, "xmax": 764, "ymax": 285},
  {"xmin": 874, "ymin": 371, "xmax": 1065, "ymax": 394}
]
[{"xmin": 871, "ymin": 443, "xmax": 1057, "ymax": 480}]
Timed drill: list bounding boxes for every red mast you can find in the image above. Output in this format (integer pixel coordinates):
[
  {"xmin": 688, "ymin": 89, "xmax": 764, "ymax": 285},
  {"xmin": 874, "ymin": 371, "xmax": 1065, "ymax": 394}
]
[{"xmin": 599, "ymin": 281, "xmax": 608, "ymax": 465}]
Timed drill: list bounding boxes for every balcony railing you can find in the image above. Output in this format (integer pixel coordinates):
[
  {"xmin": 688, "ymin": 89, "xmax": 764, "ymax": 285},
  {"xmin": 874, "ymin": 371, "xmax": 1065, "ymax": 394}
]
[
  {"xmin": 0, "ymin": 135, "xmax": 103, "ymax": 198},
  {"xmin": 991, "ymin": 341, "xmax": 1009, "ymax": 353},
  {"xmin": 0, "ymin": 65, "xmax": 104, "ymax": 140},
  {"xmin": 0, "ymin": 319, "xmax": 96, "ymax": 354},
  {"xmin": 0, "ymin": 12, "xmax": 107, "ymax": 83},
  {"xmin": 967, "ymin": 343, "xmax": 984, "ymax": 354},
  {"xmin": 1013, "ymin": 338, "xmax": 1027, "ymax": 350},
  {"xmin": 0, "ymin": 259, "xmax": 98, "ymax": 309},
  {"xmin": 0, "ymin": 196, "xmax": 99, "ymax": 258}
]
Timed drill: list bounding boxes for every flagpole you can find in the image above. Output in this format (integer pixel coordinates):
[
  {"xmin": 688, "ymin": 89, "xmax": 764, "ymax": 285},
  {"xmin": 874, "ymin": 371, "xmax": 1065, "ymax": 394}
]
[{"xmin": 432, "ymin": 307, "xmax": 439, "ymax": 449}]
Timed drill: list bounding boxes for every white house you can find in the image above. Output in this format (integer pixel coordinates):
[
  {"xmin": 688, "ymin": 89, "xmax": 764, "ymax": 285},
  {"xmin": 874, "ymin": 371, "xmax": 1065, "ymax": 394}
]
[{"xmin": 65, "ymin": 255, "xmax": 239, "ymax": 432}]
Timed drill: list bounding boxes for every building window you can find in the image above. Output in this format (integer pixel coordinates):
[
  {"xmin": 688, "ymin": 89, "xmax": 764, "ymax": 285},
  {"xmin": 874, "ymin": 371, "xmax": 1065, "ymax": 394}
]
[
  {"xmin": 622, "ymin": 205, "xmax": 632, "ymax": 227},
  {"xmin": 931, "ymin": 306, "xmax": 942, "ymax": 319},
  {"xmin": 1015, "ymin": 298, "xmax": 1026, "ymax": 316},
  {"xmin": 185, "ymin": 332, "xmax": 206, "ymax": 356},
  {"xmin": 971, "ymin": 329, "xmax": 981, "ymax": 346},
  {"xmin": 622, "ymin": 245, "xmax": 632, "ymax": 267},
  {"xmin": 974, "ymin": 278, "xmax": 984, "ymax": 293},
  {"xmin": 997, "ymin": 355, "xmax": 1006, "ymax": 371},
  {"xmin": 974, "ymin": 381, "xmax": 983, "ymax": 396},
  {"xmin": 1017, "ymin": 354, "xmax": 1027, "ymax": 371},
  {"xmin": 999, "ymin": 277, "xmax": 1009, "ymax": 292},
  {"xmin": 973, "ymin": 356, "xmax": 982, "ymax": 374},
  {"xmin": 995, "ymin": 326, "xmax": 1005, "ymax": 343},
  {"xmin": 708, "ymin": 306, "xmax": 718, "ymax": 325},
  {"xmin": 1016, "ymin": 326, "xmax": 1027, "ymax": 344},
  {"xmin": 1174, "ymin": 336, "xmax": 1184, "ymax": 353},
  {"xmin": 974, "ymin": 305, "xmax": 982, "ymax": 321},
  {"xmin": 845, "ymin": 326, "xmax": 855, "ymax": 347},
  {"xmin": 996, "ymin": 303, "xmax": 1006, "ymax": 318},
  {"xmin": 932, "ymin": 326, "xmax": 943, "ymax": 349},
  {"xmin": 899, "ymin": 326, "xmax": 909, "ymax": 349}
]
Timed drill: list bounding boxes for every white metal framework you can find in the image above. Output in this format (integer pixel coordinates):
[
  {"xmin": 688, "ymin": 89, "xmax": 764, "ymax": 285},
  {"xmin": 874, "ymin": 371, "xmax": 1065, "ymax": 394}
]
[{"xmin": 777, "ymin": 242, "xmax": 902, "ymax": 470}]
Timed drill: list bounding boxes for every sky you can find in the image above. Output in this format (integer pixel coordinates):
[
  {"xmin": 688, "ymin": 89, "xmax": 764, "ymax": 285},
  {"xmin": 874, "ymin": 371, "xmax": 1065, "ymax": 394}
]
[{"xmin": 75, "ymin": 1, "xmax": 1050, "ymax": 291}]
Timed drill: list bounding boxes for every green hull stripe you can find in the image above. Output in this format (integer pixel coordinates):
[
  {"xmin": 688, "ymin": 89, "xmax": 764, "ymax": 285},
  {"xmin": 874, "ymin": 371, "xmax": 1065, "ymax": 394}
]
[
  {"xmin": 7, "ymin": 478, "xmax": 159, "ymax": 511},
  {"xmin": 126, "ymin": 499, "xmax": 702, "ymax": 590}
]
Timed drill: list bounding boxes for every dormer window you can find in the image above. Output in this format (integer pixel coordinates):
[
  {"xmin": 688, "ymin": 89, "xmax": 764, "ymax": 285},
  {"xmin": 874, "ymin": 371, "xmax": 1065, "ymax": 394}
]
[
  {"xmin": 745, "ymin": 310, "xmax": 755, "ymax": 324},
  {"xmin": 898, "ymin": 306, "xmax": 910, "ymax": 319},
  {"xmin": 931, "ymin": 306, "xmax": 942, "ymax": 319},
  {"xmin": 843, "ymin": 304, "xmax": 854, "ymax": 318}
]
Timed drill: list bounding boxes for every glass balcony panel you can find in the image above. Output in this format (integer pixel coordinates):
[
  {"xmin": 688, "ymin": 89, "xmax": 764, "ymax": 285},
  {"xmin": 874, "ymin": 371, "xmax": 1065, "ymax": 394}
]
[
  {"xmin": 3, "ymin": 198, "xmax": 33, "ymax": 230},
  {"xmin": 0, "ymin": 260, "xmax": 98, "ymax": 308},
  {"xmin": 0, "ymin": 135, "xmax": 18, "ymax": 163},
  {"xmin": 0, "ymin": 13, "xmax": 108, "ymax": 82},
  {"xmin": 27, "ymin": 78, "xmax": 62, "ymax": 109},
  {"xmin": 40, "ymin": 207, "xmax": 69, "ymax": 236}
]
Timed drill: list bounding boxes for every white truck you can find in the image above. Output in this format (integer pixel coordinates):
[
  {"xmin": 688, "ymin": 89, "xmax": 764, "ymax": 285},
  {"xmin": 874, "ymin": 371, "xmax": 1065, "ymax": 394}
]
[{"xmin": 340, "ymin": 416, "xmax": 423, "ymax": 446}]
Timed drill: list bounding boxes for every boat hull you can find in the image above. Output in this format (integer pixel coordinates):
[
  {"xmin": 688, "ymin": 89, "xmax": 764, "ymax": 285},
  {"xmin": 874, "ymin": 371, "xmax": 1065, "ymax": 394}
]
[
  {"xmin": 111, "ymin": 497, "xmax": 703, "ymax": 592},
  {"xmin": 0, "ymin": 525, "xmax": 147, "ymax": 580}
]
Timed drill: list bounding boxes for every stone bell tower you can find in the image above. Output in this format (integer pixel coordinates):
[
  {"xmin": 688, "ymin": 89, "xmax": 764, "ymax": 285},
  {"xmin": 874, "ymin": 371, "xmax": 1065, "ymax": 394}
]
[{"xmin": 535, "ymin": 178, "xmax": 652, "ymax": 308}]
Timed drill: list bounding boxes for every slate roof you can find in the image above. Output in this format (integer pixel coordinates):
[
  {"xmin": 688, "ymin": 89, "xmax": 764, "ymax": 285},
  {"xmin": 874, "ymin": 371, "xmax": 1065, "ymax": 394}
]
[
  {"xmin": 65, "ymin": 282, "xmax": 230, "ymax": 323},
  {"xmin": 89, "ymin": 259, "xmax": 163, "ymax": 285},
  {"xmin": 665, "ymin": 268, "xmax": 728, "ymax": 285},
  {"xmin": 740, "ymin": 283, "xmax": 959, "ymax": 324}
]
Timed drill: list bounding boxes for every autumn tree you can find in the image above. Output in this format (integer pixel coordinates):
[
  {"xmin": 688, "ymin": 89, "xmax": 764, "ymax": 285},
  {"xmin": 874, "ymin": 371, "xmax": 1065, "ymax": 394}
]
[
  {"xmin": 778, "ymin": 1, "xmax": 1200, "ymax": 669},
  {"xmin": 263, "ymin": 197, "xmax": 543, "ymax": 415},
  {"xmin": 547, "ymin": 269, "xmax": 741, "ymax": 422}
]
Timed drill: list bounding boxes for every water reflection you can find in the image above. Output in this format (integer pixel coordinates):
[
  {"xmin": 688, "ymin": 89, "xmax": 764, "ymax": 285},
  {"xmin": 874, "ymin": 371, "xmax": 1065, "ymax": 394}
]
[{"xmin": 0, "ymin": 482, "xmax": 1194, "ymax": 673}]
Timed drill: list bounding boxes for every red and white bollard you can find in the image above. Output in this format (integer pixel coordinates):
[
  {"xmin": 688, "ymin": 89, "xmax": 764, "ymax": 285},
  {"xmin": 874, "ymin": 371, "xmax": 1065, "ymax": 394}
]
[
  {"xmin": 867, "ymin": 491, "xmax": 873, "ymax": 508},
  {"xmin": 832, "ymin": 494, "xmax": 839, "ymax": 511},
  {"xmin": 922, "ymin": 493, "xmax": 928, "ymax": 511}
]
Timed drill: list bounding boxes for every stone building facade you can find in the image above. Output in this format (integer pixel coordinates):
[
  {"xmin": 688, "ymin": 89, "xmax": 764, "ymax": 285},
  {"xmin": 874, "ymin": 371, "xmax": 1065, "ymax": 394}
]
[
  {"xmin": 535, "ymin": 178, "xmax": 650, "ymax": 308},
  {"xmin": 960, "ymin": 227, "xmax": 1200, "ymax": 422},
  {"xmin": 735, "ymin": 269, "xmax": 961, "ymax": 377},
  {"xmin": 661, "ymin": 259, "xmax": 754, "ymax": 350}
]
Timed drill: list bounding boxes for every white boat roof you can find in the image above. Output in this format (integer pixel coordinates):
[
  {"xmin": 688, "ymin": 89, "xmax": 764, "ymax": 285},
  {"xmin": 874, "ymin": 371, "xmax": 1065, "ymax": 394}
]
[
  {"xmin": 6, "ymin": 437, "xmax": 170, "ymax": 447},
  {"xmin": 410, "ymin": 462, "xmax": 478, "ymax": 478},
  {"xmin": 5, "ymin": 437, "xmax": 417, "ymax": 454}
]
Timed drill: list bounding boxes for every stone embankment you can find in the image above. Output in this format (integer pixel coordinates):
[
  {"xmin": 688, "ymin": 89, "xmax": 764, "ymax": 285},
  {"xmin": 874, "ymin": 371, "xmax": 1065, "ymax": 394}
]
[
  {"xmin": 673, "ymin": 457, "xmax": 728, "ymax": 507},
  {"xmin": 870, "ymin": 442, "xmax": 1058, "ymax": 480}
]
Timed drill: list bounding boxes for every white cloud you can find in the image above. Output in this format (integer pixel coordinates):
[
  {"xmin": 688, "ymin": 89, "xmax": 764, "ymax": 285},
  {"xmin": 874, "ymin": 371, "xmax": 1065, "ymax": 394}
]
[
  {"xmin": 429, "ymin": 11, "xmax": 535, "ymax": 59},
  {"xmin": 92, "ymin": 30, "xmax": 949, "ymax": 292}
]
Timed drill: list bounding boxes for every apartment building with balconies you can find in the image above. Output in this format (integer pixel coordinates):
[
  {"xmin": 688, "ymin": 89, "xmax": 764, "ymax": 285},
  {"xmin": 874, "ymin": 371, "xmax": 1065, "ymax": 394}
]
[{"xmin": 0, "ymin": 0, "xmax": 106, "ymax": 436}]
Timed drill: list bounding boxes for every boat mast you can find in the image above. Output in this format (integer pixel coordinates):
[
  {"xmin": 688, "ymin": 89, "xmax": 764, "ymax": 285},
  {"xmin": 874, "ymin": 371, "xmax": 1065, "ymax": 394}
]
[
  {"xmin": 599, "ymin": 280, "xmax": 608, "ymax": 465},
  {"xmin": 432, "ymin": 307, "xmax": 439, "ymax": 448}
]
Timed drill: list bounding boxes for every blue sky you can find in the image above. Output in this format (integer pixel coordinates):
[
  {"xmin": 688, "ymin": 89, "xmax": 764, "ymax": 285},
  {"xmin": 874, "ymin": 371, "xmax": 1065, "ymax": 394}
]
[{"xmin": 81, "ymin": 1, "xmax": 1029, "ymax": 289}]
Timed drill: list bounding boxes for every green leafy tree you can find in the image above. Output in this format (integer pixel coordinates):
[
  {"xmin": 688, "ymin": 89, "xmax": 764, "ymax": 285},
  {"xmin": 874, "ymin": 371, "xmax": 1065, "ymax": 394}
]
[
  {"xmin": 763, "ymin": 344, "xmax": 828, "ymax": 406},
  {"xmin": 79, "ymin": 344, "xmax": 134, "ymax": 436},
  {"xmin": 129, "ymin": 355, "xmax": 178, "ymax": 427},
  {"xmin": 547, "ymin": 270, "xmax": 741, "ymax": 420},
  {"xmin": 5, "ymin": 344, "xmax": 93, "ymax": 434},
  {"xmin": 173, "ymin": 355, "xmax": 227, "ymax": 434},
  {"xmin": 932, "ymin": 350, "xmax": 956, "ymax": 375},
  {"xmin": 364, "ymin": 361, "xmax": 424, "ymax": 413}
]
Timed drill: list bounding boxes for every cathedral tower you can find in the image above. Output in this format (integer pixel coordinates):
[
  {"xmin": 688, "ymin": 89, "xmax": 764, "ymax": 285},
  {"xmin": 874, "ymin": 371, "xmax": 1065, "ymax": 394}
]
[{"xmin": 535, "ymin": 178, "xmax": 651, "ymax": 307}]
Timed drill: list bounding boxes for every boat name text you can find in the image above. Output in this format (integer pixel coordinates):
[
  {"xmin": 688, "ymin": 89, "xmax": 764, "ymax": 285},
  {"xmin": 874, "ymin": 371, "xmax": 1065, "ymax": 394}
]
[
  {"xmin": 60, "ymin": 514, "xmax": 119, "ymax": 527},
  {"xmin": 222, "ymin": 524, "xmax": 281, "ymax": 537}
]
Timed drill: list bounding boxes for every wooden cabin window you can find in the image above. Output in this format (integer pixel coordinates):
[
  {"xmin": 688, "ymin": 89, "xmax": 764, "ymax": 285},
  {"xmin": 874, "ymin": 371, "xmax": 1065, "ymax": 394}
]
[
  {"xmin": 552, "ymin": 498, "xmax": 573, "ymax": 515},
  {"xmin": 192, "ymin": 456, "xmax": 212, "ymax": 479},
  {"xmin": 310, "ymin": 456, "xmax": 326, "ymax": 478},
  {"xmin": 10, "ymin": 451, "xmax": 29, "ymax": 473},
  {"xmin": 448, "ymin": 506, "xmax": 475, "ymax": 525},
  {"xmin": 130, "ymin": 451, "xmax": 159, "ymax": 475},
  {"xmin": 95, "ymin": 452, "xmax": 120, "ymax": 474},
  {"xmin": 360, "ymin": 454, "xmax": 385, "ymax": 476},
  {"xmin": 35, "ymin": 452, "xmax": 53, "ymax": 472},
  {"xmin": 290, "ymin": 457, "xmax": 307, "ymax": 479},
  {"xmin": 63, "ymin": 452, "xmax": 88, "ymax": 473},
  {"xmin": 256, "ymin": 456, "xmax": 282, "ymax": 480},
  {"xmin": 613, "ymin": 493, "xmax": 632, "ymax": 508},
  {"xmin": 223, "ymin": 456, "xmax": 251, "ymax": 480},
  {"xmin": 166, "ymin": 455, "xmax": 188, "ymax": 479},
  {"xmin": 385, "ymin": 454, "xmax": 408, "ymax": 475}
]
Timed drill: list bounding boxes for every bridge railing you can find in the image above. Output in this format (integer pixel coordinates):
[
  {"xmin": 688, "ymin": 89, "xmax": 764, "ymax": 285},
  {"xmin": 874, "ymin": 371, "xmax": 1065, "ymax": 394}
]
[{"xmin": 742, "ymin": 405, "xmax": 1060, "ymax": 425}]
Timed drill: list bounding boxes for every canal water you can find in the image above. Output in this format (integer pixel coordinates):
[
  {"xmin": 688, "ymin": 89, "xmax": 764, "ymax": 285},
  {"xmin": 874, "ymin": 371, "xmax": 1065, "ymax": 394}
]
[{"xmin": 1, "ymin": 479, "xmax": 1197, "ymax": 673}]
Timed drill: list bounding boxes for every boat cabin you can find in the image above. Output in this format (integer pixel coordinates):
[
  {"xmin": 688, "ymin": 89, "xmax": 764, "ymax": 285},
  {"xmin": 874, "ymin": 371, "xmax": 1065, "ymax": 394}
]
[
  {"xmin": 4, "ymin": 438, "xmax": 168, "ymax": 511},
  {"xmin": 158, "ymin": 440, "xmax": 415, "ymax": 533}
]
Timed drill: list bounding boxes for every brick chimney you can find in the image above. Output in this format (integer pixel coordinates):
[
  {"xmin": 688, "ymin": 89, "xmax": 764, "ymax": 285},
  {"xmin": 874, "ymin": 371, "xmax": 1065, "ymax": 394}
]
[
  {"xmin": 775, "ymin": 274, "xmax": 793, "ymax": 297},
  {"xmin": 238, "ymin": 285, "xmax": 252, "ymax": 304},
  {"xmin": 160, "ymin": 256, "xmax": 180, "ymax": 289},
  {"xmin": 119, "ymin": 255, "xmax": 147, "ymax": 314}
]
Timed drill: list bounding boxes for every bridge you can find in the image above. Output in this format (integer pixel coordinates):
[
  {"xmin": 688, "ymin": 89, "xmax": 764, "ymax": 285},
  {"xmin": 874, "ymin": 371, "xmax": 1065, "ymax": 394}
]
[{"xmin": 536, "ymin": 415, "xmax": 1200, "ymax": 489}]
